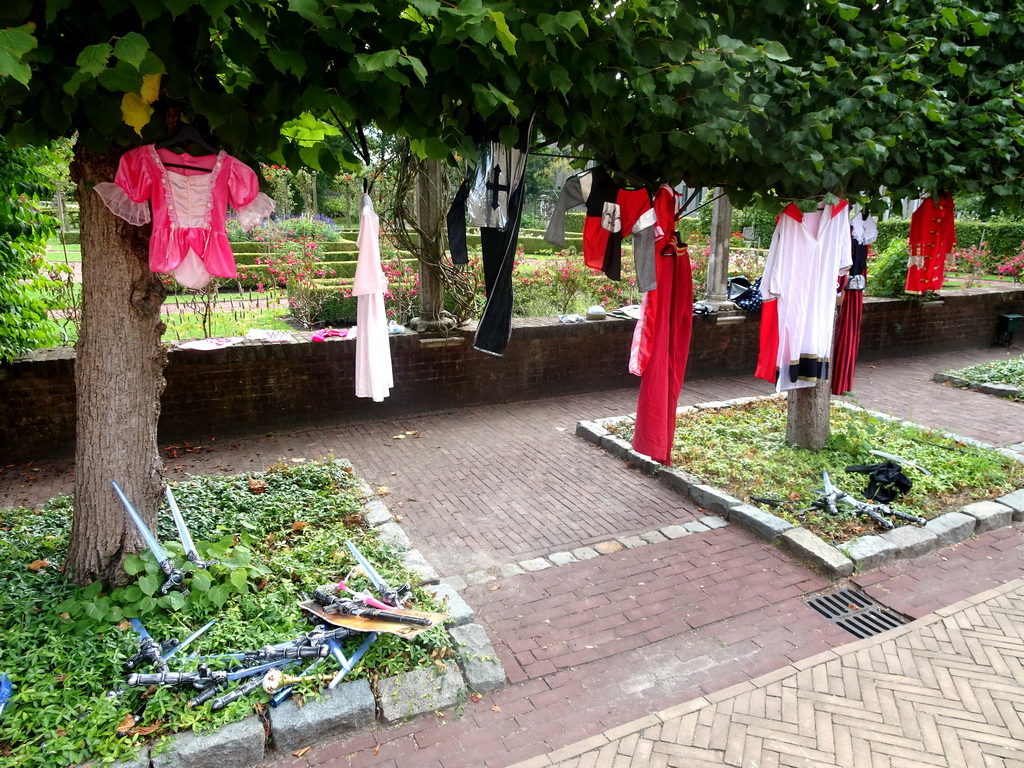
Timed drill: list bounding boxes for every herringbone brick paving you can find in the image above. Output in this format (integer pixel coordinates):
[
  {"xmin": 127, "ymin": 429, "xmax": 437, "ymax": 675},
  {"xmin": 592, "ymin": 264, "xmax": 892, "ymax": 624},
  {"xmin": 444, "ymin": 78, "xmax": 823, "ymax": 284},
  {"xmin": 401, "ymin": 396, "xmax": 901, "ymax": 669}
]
[
  {"xmin": 1, "ymin": 345, "xmax": 1022, "ymax": 768},
  {"xmin": 521, "ymin": 578, "xmax": 1024, "ymax": 768}
]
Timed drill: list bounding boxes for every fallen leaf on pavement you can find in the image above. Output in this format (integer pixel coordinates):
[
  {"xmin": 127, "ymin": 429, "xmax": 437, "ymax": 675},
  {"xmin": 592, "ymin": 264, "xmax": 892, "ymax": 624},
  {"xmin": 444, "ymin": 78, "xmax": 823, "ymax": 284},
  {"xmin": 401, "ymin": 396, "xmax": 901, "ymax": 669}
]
[{"xmin": 293, "ymin": 747, "xmax": 311, "ymax": 757}]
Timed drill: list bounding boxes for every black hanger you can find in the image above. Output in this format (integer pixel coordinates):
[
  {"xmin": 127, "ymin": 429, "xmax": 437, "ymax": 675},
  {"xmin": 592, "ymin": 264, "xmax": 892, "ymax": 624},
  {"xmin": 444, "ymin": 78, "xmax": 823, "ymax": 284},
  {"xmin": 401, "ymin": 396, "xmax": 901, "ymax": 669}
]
[{"xmin": 155, "ymin": 125, "xmax": 218, "ymax": 171}]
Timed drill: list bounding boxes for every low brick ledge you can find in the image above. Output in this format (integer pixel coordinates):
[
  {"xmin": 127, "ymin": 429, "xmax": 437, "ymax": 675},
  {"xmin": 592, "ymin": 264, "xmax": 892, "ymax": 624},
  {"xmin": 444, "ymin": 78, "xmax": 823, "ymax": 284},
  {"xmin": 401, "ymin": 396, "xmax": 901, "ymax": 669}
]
[{"xmin": 576, "ymin": 397, "xmax": 1024, "ymax": 579}]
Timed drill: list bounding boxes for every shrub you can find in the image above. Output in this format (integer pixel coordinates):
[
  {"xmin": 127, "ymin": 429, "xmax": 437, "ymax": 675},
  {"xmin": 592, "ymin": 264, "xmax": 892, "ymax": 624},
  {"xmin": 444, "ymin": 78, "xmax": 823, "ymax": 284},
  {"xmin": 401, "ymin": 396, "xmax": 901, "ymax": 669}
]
[
  {"xmin": 866, "ymin": 239, "xmax": 909, "ymax": 298},
  {"xmin": 996, "ymin": 244, "xmax": 1024, "ymax": 283}
]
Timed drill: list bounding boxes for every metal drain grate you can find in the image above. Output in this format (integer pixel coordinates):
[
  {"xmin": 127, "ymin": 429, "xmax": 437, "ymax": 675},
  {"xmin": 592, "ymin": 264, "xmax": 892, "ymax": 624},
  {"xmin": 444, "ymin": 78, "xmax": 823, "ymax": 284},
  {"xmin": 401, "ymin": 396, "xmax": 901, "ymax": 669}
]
[{"xmin": 805, "ymin": 588, "xmax": 908, "ymax": 639}]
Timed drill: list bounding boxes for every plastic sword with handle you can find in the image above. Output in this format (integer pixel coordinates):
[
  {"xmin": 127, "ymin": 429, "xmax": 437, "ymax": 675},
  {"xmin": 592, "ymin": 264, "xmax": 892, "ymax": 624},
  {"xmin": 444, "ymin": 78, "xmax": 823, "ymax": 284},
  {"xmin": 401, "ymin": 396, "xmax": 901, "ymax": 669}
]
[
  {"xmin": 112, "ymin": 481, "xmax": 189, "ymax": 596},
  {"xmin": 164, "ymin": 486, "xmax": 219, "ymax": 569},
  {"xmin": 344, "ymin": 540, "xmax": 410, "ymax": 608}
]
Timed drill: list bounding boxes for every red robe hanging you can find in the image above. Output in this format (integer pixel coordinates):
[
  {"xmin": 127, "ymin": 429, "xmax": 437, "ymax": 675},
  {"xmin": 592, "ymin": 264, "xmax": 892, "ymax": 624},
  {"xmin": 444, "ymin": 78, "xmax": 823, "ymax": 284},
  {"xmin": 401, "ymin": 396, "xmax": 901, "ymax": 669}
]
[
  {"xmin": 631, "ymin": 185, "xmax": 693, "ymax": 465},
  {"xmin": 905, "ymin": 192, "xmax": 955, "ymax": 295}
]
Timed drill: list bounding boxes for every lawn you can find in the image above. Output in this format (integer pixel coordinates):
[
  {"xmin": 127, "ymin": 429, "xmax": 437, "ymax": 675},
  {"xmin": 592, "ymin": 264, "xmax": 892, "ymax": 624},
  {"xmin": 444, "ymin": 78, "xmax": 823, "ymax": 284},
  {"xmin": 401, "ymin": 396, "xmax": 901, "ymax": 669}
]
[{"xmin": 609, "ymin": 397, "xmax": 1024, "ymax": 543}]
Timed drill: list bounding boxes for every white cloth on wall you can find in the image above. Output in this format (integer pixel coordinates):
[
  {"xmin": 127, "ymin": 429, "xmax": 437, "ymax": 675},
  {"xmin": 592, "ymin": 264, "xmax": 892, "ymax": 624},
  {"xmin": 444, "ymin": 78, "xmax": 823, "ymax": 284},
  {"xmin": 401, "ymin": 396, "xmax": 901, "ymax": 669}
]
[
  {"xmin": 352, "ymin": 194, "xmax": 393, "ymax": 402},
  {"xmin": 761, "ymin": 201, "xmax": 853, "ymax": 392}
]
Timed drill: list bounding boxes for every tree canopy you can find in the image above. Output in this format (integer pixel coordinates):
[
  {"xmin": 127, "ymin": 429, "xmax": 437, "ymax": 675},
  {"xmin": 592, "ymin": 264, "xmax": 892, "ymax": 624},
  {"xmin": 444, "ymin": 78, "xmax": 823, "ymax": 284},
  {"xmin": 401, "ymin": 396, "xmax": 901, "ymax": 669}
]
[{"xmin": 3, "ymin": 1, "xmax": 1023, "ymax": 206}]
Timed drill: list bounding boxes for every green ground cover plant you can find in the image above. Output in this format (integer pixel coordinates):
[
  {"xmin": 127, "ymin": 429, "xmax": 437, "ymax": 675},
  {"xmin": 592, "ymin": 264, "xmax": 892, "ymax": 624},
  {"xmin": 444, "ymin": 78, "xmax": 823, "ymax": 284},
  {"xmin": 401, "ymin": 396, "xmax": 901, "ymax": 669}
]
[
  {"xmin": 945, "ymin": 354, "xmax": 1024, "ymax": 390},
  {"xmin": 0, "ymin": 460, "xmax": 452, "ymax": 767},
  {"xmin": 610, "ymin": 397, "xmax": 1023, "ymax": 543}
]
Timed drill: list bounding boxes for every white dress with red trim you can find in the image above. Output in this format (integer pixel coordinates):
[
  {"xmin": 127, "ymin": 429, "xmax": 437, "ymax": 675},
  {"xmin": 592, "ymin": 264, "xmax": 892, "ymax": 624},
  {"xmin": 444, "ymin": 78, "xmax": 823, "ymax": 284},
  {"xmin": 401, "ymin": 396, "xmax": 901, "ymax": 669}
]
[{"xmin": 759, "ymin": 202, "xmax": 852, "ymax": 392}]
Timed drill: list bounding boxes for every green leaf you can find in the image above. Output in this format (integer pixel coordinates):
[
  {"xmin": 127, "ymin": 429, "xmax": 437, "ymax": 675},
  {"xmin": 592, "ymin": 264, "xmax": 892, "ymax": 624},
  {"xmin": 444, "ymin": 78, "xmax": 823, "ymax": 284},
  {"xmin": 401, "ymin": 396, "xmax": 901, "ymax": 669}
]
[
  {"xmin": 209, "ymin": 584, "xmax": 230, "ymax": 608},
  {"xmin": 354, "ymin": 49, "xmax": 400, "ymax": 74},
  {"xmin": 268, "ymin": 49, "xmax": 307, "ymax": 79},
  {"xmin": 138, "ymin": 573, "xmax": 160, "ymax": 597},
  {"xmin": 113, "ymin": 32, "xmax": 149, "ymax": 69},
  {"xmin": 229, "ymin": 567, "xmax": 249, "ymax": 592},
  {"xmin": 124, "ymin": 554, "xmax": 146, "ymax": 575},
  {"xmin": 948, "ymin": 60, "xmax": 966, "ymax": 77},
  {"xmin": 163, "ymin": 591, "xmax": 186, "ymax": 610},
  {"xmin": 408, "ymin": 0, "xmax": 440, "ymax": 15},
  {"xmin": 971, "ymin": 21, "xmax": 990, "ymax": 36},
  {"xmin": 0, "ymin": 24, "xmax": 38, "ymax": 86},
  {"xmin": 411, "ymin": 137, "xmax": 450, "ymax": 159},
  {"xmin": 76, "ymin": 43, "xmax": 113, "ymax": 77},
  {"xmin": 190, "ymin": 570, "xmax": 212, "ymax": 592},
  {"xmin": 762, "ymin": 41, "xmax": 790, "ymax": 62},
  {"xmin": 82, "ymin": 580, "xmax": 103, "ymax": 599},
  {"xmin": 817, "ymin": 122, "xmax": 833, "ymax": 140},
  {"xmin": 490, "ymin": 11, "xmax": 516, "ymax": 56},
  {"xmin": 402, "ymin": 54, "xmax": 428, "ymax": 85}
]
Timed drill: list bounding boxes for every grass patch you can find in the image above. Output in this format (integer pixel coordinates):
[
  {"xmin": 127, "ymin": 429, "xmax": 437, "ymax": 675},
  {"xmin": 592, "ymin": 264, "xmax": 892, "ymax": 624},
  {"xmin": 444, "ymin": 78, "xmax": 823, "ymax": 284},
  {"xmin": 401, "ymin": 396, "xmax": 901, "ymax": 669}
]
[
  {"xmin": 0, "ymin": 460, "xmax": 452, "ymax": 767},
  {"xmin": 610, "ymin": 397, "xmax": 1023, "ymax": 543},
  {"xmin": 945, "ymin": 354, "xmax": 1024, "ymax": 389}
]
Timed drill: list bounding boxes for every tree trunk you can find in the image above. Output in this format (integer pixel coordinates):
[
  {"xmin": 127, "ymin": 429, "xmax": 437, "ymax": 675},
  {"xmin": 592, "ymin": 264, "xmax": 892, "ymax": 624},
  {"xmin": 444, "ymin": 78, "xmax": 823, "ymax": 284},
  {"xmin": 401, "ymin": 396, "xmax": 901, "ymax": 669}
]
[
  {"xmin": 409, "ymin": 159, "xmax": 454, "ymax": 332},
  {"xmin": 64, "ymin": 144, "xmax": 167, "ymax": 586},
  {"xmin": 706, "ymin": 187, "xmax": 732, "ymax": 303},
  {"xmin": 786, "ymin": 381, "xmax": 831, "ymax": 450}
]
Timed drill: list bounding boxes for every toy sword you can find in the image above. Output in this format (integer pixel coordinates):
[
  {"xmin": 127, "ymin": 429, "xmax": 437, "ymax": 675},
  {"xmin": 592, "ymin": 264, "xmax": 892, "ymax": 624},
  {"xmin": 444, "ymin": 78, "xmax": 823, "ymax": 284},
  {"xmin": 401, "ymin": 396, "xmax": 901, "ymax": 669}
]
[
  {"xmin": 0, "ymin": 673, "xmax": 11, "ymax": 720},
  {"xmin": 345, "ymin": 540, "xmax": 411, "ymax": 607},
  {"xmin": 164, "ymin": 486, "xmax": 219, "ymax": 569},
  {"xmin": 112, "ymin": 481, "xmax": 189, "ymax": 596}
]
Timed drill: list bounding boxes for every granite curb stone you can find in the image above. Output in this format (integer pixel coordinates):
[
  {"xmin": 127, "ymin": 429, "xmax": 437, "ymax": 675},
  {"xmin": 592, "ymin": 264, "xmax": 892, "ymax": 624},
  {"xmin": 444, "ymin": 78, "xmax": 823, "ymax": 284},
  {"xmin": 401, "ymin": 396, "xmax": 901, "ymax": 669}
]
[
  {"xmin": 879, "ymin": 525, "xmax": 939, "ymax": 559},
  {"xmin": 158, "ymin": 718, "xmax": 262, "ymax": 768},
  {"xmin": 925, "ymin": 511, "xmax": 977, "ymax": 546},
  {"xmin": 933, "ymin": 371, "xmax": 1023, "ymax": 400},
  {"xmin": 377, "ymin": 662, "xmax": 465, "ymax": 723},
  {"xmin": 996, "ymin": 489, "xmax": 1024, "ymax": 521},
  {"xmin": 960, "ymin": 500, "xmax": 1014, "ymax": 533},
  {"xmin": 729, "ymin": 503, "xmax": 795, "ymax": 542},
  {"xmin": 840, "ymin": 535, "xmax": 899, "ymax": 571},
  {"xmin": 269, "ymin": 679, "xmax": 375, "ymax": 754},
  {"xmin": 424, "ymin": 582, "xmax": 475, "ymax": 627},
  {"xmin": 449, "ymin": 623, "xmax": 506, "ymax": 693},
  {"xmin": 779, "ymin": 528, "xmax": 855, "ymax": 578}
]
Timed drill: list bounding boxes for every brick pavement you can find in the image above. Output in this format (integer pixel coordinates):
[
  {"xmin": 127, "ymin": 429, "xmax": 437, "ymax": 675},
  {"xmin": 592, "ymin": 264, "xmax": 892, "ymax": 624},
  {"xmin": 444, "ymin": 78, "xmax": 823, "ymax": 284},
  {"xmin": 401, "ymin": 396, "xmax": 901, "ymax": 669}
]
[
  {"xmin": 517, "ymin": 575, "xmax": 1024, "ymax": 768},
  {"xmin": 1, "ymin": 346, "xmax": 1022, "ymax": 768}
]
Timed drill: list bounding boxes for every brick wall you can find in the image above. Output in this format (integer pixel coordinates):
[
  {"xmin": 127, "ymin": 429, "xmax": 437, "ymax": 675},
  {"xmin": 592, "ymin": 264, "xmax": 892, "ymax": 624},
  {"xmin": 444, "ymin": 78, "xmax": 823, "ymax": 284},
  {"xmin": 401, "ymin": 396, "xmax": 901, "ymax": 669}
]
[{"xmin": 2, "ymin": 286, "xmax": 1022, "ymax": 460}]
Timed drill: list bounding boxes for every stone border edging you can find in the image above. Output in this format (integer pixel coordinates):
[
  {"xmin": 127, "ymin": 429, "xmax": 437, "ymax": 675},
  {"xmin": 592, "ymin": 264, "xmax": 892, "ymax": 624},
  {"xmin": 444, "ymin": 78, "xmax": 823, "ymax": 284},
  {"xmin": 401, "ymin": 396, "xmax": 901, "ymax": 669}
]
[
  {"xmin": 576, "ymin": 397, "xmax": 1024, "ymax": 580},
  {"xmin": 933, "ymin": 371, "xmax": 1023, "ymax": 401},
  {"xmin": 107, "ymin": 461, "xmax": 503, "ymax": 768}
]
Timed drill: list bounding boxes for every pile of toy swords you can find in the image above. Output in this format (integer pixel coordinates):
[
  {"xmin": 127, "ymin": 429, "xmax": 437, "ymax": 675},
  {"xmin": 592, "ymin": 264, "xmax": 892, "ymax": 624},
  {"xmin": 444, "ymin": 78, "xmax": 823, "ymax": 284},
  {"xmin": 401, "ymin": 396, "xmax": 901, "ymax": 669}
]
[
  {"xmin": 751, "ymin": 451, "xmax": 930, "ymax": 531},
  {"xmin": 110, "ymin": 483, "xmax": 424, "ymax": 720}
]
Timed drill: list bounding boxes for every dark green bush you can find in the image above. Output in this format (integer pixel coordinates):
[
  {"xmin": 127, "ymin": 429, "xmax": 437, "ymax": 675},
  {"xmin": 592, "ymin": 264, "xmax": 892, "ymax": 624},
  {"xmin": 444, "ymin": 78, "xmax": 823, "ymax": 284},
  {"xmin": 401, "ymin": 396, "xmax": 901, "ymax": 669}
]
[{"xmin": 866, "ymin": 238, "xmax": 910, "ymax": 298}]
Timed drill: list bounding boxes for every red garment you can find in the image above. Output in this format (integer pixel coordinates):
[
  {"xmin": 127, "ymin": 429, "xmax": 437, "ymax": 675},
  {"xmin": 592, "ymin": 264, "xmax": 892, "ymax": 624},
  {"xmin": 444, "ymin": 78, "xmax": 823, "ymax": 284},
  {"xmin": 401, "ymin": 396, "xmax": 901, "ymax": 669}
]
[
  {"xmin": 631, "ymin": 186, "xmax": 693, "ymax": 465},
  {"xmin": 630, "ymin": 185, "xmax": 681, "ymax": 376},
  {"xmin": 580, "ymin": 168, "xmax": 654, "ymax": 281},
  {"xmin": 755, "ymin": 298, "xmax": 780, "ymax": 383},
  {"xmin": 905, "ymin": 193, "xmax": 955, "ymax": 295},
  {"xmin": 831, "ymin": 281, "xmax": 863, "ymax": 395}
]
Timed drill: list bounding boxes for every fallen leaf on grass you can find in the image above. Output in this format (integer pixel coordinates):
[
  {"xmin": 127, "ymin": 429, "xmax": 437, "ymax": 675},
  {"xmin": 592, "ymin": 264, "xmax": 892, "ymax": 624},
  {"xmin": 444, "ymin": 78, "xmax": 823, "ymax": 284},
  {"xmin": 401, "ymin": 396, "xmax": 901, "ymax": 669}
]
[
  {"xmin": 293, "ymin": 747, "xmax": 311, "ymax": 757},
  {"xmin": 28, "ymin": 559, "xmax": 49, "ymax": 571},
  {"xmin": 292, "ymin": 521, "xmax": 309, "ymax": 530}
]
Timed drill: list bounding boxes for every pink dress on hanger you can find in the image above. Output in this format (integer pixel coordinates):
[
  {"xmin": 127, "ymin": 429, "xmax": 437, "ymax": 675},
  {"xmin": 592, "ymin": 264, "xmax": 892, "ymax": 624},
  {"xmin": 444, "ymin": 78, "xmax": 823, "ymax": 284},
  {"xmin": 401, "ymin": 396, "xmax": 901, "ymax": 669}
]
[
  {"xmin": 353, "ymin": 194, "xmax": 393, "ymax": 402},
  {"xmin": 95, "ymin": 145, "xmax": 275, "ymax": 288}
]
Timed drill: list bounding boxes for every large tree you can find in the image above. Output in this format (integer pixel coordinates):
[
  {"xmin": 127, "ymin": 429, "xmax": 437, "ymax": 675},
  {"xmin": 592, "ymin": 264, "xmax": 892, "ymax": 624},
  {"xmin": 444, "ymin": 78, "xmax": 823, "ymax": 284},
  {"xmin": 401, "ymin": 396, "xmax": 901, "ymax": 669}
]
[{"xmin": 2, "ymin": 0, "xmax": 1023, "ymax": 581}]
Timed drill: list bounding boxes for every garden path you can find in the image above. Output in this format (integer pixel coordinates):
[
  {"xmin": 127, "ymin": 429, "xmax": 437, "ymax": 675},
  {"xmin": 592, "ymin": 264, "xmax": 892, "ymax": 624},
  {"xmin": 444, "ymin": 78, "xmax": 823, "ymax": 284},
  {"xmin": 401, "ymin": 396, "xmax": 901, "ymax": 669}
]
[{"xmin": 1, "ymin": 345, "xmax": 1022, "ymax": 768}]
